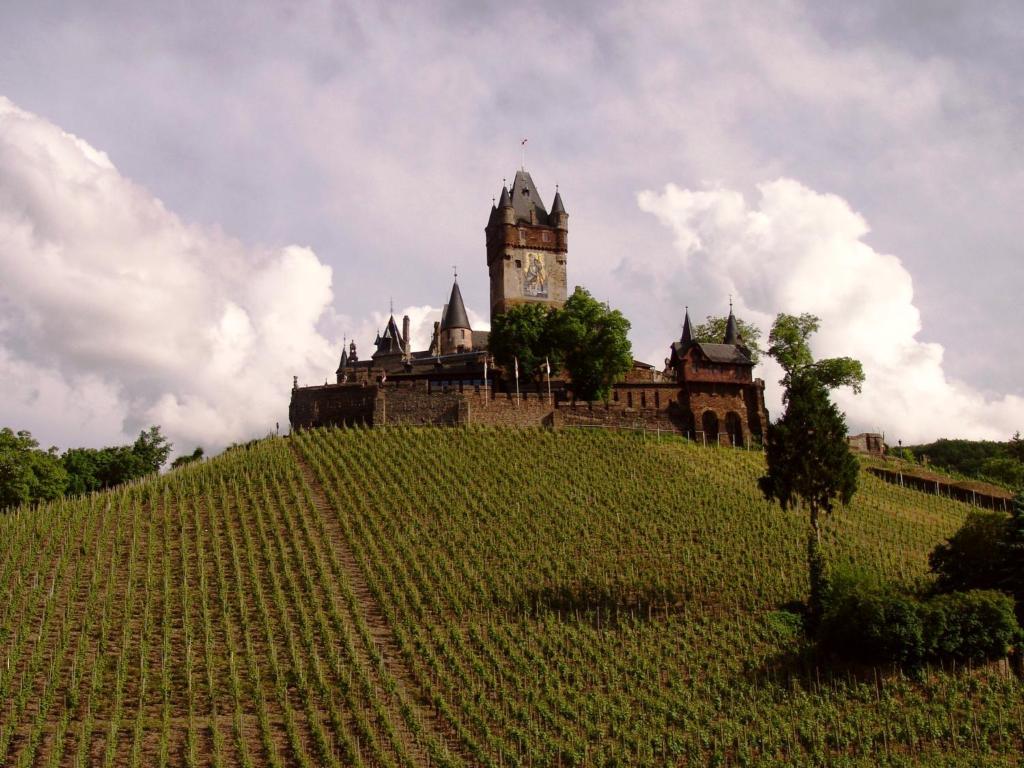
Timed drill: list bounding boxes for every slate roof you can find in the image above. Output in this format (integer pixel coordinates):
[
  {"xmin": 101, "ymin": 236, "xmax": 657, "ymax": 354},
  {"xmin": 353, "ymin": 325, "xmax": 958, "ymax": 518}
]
[
  {"xmin": 723, "ymin": 311, "xmax": 740, "ymax": 345},
  {"xmin": 680, "ymin": 309, "xmax": 693, "ymax": 344},
  {"xmin": 510, "ymin": 170, "xmax": 549, "ymax": 224},
  {"xmin": 696, "ymin": 342, "xmax": 752, "ymax": 365},
  {"xmin": 550, "ymin": 190, "xmax": 566, "ymax": 215},
  {"xmin": 375, "ymin": 315, "xmax": 404, "ymax": 355},
  {"xmin": 440, "ymin": 281, "xmax": 471, "ymax": 330}
]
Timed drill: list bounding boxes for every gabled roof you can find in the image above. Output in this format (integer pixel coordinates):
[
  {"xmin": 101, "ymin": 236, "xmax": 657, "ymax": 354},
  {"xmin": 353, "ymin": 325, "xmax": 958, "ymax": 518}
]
[
  {"xmin": 440, "ymin": 281, "xmax": 471, "ymax": 330},
  {"xmin": 669, "ymin": 340, "xmax": 753, "ymax": 366},
  {"xmin": 696, "ymin": 342, "xmax": 752, "ymax": 365},
  {"xmin": 510, "ymin": 170, "xmax": 548, "ymax": 224}
]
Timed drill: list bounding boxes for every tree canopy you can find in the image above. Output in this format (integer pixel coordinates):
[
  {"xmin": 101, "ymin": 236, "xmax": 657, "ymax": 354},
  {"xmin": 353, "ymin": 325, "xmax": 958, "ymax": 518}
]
[
  {"xmin": 487, "ymin": 287, "xmax": 633, "ymax": 401},
  {"xmin": 549, "ymin": 287, "xmax": 633, "ymax": 401},
  {"xmin": 1, "ymin": 425, "xmax": 173, "ymax": 510},
  {"xmin": 767, "ymin": 312, "xmax": 864, "ymax": 394},
  {"xmin": 487, "ymin": 302, "xmax": 556, "ymax": 383},
  {"xmin": 0, "ymin": 428, "xmax": 68, "ymax": 510},
  {"xmin": 692, "ymin": 314, "xmax": 762, "ymax": 364}
]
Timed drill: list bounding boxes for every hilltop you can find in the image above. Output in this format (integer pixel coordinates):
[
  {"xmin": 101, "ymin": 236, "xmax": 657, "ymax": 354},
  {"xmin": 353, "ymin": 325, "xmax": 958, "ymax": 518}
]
[{"xmin": 0, "ymin": 427, "xmax": 1020, "ymax": 767}]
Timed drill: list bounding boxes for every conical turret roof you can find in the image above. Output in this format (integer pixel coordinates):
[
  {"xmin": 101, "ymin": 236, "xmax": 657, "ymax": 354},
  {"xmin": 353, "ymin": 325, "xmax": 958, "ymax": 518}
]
[
  {"xmin": 680, "ymin": 308, "xmax": 693, "ymax": 344},
  {"xmin": 440, "ymin": 280, "xmax": 471, "ymax": 330},
  {"xmin": 497, "ymin": 185, "xmax": 512, "ymax": 208},
  {"xmin": 550, "ymin": 189, "xmax": 566, "ymax": 215},
  {"xmin": 723, "ymin": 306, "xmax": 740, "ymax": 345},
  {"xmin": 336, "ymin": 346, "xmax": 348, "ymax": 374}
]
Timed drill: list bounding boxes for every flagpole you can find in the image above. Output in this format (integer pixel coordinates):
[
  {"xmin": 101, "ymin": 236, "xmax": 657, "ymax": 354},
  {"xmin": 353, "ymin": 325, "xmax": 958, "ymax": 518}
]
[
  {"xmin": 546, "ymin": 356, "xmax": 551, "ymax": 406},
  {"xmin": 514, "ymin": 356, "xmax": 520, "ymax": 407}
]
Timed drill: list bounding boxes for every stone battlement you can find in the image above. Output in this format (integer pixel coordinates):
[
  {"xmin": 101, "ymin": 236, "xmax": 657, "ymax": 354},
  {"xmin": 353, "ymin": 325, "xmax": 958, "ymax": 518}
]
[{"xmin": 289, "ymin": 379, "xmax": 765, "ymax": 445}]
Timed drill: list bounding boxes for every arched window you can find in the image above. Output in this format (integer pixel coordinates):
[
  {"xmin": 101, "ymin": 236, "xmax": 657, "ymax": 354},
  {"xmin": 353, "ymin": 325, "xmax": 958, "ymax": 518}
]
[{"xmin": 702, "ymin": 411, "xmax": 719, "ymax": 445}]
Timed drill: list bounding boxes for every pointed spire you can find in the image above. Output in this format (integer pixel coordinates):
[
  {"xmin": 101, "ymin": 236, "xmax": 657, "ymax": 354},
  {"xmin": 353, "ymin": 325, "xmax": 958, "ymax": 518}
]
[
  {"xmin": 336, "ymin": 339, "xmax": 349, "ymax": 375},
  {"xmin": 440, "ymin": 278, "xmax": 471, "ymax": 331},
  {"xmin": 723, "ymin": 299, "xmax": 740, "ymax": 345},
  {"xmin": 681, "ymin": 306, "xmax": 692, "ymax": 344},
  {"xmin": 550, "ymin": 186, "xmax": 566, "ymax": 215},
  {"xmin": 498, "ymin": 185, "xmax": 512, "ymax": 208}
]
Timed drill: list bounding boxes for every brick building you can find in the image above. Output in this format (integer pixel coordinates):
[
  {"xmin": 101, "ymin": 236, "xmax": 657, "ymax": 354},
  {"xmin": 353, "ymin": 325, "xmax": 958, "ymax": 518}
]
[{"xmin": 291, "ymin": 167, "xmax": 769, "ymax": 444}]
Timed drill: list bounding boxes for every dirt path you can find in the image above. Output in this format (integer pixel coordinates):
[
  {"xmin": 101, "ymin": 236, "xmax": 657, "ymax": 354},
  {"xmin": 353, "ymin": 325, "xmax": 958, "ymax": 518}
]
[{"xmin": 289, "ymin": 443, "xmax": 464, "ymax": 768}]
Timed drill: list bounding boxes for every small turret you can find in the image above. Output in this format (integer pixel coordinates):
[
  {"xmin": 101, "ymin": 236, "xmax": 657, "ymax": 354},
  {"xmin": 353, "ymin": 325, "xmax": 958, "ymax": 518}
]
[
  {"xmin": 550, "ymin": 186, "xmax": 568, "ymax": 230},
  {"xmin": 680, "ymin": 307, "xmax": 693, "ymax": 345},
  {"xmin": 349, "ymin": 339, "xmax": 358, "ymax": 363},
  {"xmin": 439, "ymin": 278, "xmax": 472, "ymax": 355},
  {"xmin": 402, "ymin": 315, "xmax": 411, "ymax": 358},
  {"xmin": 336, "ymin": 338, "xmax": 349, "ymax": 384},
  {"xmin": 723, "ymin": 303, "xmax": 741, "ymax": 345},
  {"xmin": 498, "ymin": 185, "xmax": 514, "ymax": 225}
]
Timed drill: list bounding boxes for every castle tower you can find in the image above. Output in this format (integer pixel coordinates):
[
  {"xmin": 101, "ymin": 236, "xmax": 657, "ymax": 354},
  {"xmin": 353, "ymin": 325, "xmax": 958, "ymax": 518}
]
[
  {"xmin": 485, "ymin": 170, "xmax": 568, "ymax": 322},
  {"xmin": 439, "ymin": 278, "xmax": 472, "ymax": 355}
]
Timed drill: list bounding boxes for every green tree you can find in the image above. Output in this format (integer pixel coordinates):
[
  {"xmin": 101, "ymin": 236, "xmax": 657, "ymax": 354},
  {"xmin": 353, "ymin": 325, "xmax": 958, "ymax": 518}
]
[
  {"xmin": 171, "ymin": 447, "xmax": 205, "ymax": 470},
  {"xmin": 1009, "ymin": 431, "xmax": 1024, "ymax": 463},
  {"xmin": 759, "ymin": 313, "xmax": 862, "ymax": 630},
  {"xmin": 767, "ymin": 313, "xmax": 864, "ymax": 393},
  {"xmin": 549, "ymin": 287, "xmax": 633, "ymax": 401},
  {"xmin": 930, "ymin": 491, "xmax": 1024, "ymax": 621},
  {"xmin": 61, "ymin": 425, "xmax": 173, "ymax": 495},
  {"xmin": 131, "ymin": 426, "xmax": 173, "ymax": 474},
  {"xmin": 0, "ymin": 428, "xmax": 69, "ymax": 510},
  {"xmin": 487, "ymin": 302, "xmax": 556, "ymax": 384},
  {"xmin": 692, "ymin": 315, "xmax": 763, "ymax": 364}
]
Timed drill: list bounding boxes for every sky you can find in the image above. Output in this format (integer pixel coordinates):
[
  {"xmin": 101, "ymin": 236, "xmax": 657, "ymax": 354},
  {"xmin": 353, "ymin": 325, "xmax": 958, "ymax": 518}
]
[{"xmin": 1, "ymin": 0, "xmax": 1022, "ymax": 454}]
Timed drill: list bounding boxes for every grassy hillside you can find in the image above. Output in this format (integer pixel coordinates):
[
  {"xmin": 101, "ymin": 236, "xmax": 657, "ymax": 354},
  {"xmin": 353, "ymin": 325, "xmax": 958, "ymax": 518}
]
[{"xmin": 0, "ymin": 427, "xmax": 1020, "ymax": 767}]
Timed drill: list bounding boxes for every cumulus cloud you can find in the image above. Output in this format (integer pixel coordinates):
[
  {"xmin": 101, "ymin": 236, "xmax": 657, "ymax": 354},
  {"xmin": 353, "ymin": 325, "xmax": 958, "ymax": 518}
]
[
  {"xmin": 0, "ymin": 97, "xmax": 339, "ymax": 452},
  {"xmin": 637, "ymin": 179, "xmax": 1024, "ymax": 443}
]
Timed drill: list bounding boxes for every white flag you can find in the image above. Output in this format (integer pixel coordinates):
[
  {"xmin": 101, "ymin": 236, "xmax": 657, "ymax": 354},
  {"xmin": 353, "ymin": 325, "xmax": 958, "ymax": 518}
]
[
  {"xmin": 545, "ymin": 356, "xmax": 550, "ymax": 376},
  {"xmin": 514, "ymin": 356, "xmax": 519, "ymax": 379}
]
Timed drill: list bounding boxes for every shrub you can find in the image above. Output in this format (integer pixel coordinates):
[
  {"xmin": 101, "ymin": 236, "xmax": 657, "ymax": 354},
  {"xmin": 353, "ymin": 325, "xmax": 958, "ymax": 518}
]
[
  {"xmin": 922, "ymin": 590, "xmax": 1020, "ymax": 663},
  {"xmin": 819, "ymin": 569, "xmax": 1021, "ymax": 668},
  {"xmin": 819, "ymin": 573, "xmax": 925, "ymax": 666}
]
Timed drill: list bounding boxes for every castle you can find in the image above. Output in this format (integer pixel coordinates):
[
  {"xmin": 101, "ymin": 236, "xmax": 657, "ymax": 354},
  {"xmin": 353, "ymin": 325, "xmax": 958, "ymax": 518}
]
[{"xmin": 290, "ymin": 168, "xmax": 768, "ymax": 445}]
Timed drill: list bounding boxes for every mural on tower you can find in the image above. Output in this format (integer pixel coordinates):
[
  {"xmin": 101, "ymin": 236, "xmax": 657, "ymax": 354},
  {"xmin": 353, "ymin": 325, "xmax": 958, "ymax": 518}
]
[{"xmin": 523, "ymin": 253, "xmax": 548, "ymax": 298}]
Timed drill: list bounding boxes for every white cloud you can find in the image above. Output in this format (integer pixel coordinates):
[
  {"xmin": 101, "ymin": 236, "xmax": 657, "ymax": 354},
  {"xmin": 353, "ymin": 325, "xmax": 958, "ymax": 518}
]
[
  {"xmin": 0, "ymin": 97, "xmax": 338, "ymax": 453},
  {"xmin": 638, "ymin": 178, "xmax": 1024, "ymax": 443}
]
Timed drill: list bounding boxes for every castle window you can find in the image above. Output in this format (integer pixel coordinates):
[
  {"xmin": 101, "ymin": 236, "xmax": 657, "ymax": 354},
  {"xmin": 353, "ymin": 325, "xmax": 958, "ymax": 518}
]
[
  {"xmin": 515, "ymin": 259, "xmax": 522, "ymax": 268},
  {"xmin": 542, "ymin": 231, "xmax": 552, "ymax": 243},
  {"xmin": 641, "ymin": 392, "xmax": 646, "ymax": 407}
]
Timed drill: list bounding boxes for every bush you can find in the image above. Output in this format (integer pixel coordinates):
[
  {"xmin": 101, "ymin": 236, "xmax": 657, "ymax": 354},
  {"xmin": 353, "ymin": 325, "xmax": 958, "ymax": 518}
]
[
  {"xmin": 819, "ymin": 572, "xmax": 925, "ymax": 666},
  {"xmin": 819, "ymin": 569, "xmax": 1020, "ymax": 668},
  {"xmin": 922, "ymin": 590, "xmax": 1020, "ymax": 663}
]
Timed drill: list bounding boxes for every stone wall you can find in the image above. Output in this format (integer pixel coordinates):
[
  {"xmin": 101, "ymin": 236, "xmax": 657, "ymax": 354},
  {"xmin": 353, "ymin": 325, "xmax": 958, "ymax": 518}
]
[
  {"xmin": 288, "ymin": 383, "xmax": 377, "ymax": 428},
  {"xmin": 290, "ymin": 379, "xmax": 767, "ymax": 443}
]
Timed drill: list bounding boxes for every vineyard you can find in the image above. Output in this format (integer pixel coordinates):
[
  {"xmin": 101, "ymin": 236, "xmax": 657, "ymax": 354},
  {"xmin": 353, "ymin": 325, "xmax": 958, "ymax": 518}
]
[{"xmin": 0, "ymin": 426, "xmax": 1021, "ymax": 767}]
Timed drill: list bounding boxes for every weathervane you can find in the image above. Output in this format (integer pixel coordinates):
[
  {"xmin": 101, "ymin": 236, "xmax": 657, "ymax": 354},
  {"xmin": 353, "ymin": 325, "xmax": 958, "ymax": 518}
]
[
  {"xmin": 520, "ymin": 138, "xmax": 528, "ymax": 171},
  {"xmin": 452, "ymin": 265, "xmax": 458, "ymax": 281}
]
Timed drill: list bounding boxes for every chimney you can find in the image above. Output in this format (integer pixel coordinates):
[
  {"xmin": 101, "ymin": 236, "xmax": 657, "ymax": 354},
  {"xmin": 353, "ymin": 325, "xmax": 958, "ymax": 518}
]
[{"xmin": 402, "ymin": 315, "xmax": 411, "ymax": 357}]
